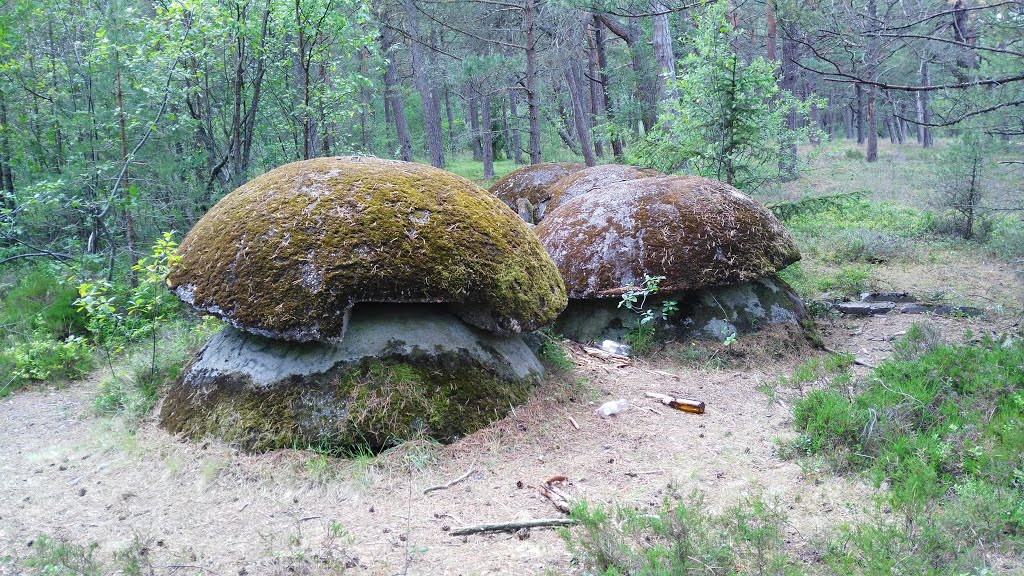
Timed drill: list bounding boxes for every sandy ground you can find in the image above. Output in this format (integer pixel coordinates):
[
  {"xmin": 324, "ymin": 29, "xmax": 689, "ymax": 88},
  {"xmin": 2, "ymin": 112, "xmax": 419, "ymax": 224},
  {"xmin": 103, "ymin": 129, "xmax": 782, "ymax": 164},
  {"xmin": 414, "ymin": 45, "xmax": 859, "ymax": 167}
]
[{"xmin": 1, "ymin": 291, "xmax": 1020, "ymax": 575}]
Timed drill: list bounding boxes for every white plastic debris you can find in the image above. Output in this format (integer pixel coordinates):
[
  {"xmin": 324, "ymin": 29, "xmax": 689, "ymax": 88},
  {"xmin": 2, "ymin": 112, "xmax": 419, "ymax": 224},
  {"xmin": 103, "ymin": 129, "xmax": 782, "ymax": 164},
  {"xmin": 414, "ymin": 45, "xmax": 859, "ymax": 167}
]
[
  {"xmin": 595, "ymin": 399, "xmax": 629, "ymax": 417},
  {"xmin": 600, "ymin": 340, "xmax": 631, "ymax": 356}
]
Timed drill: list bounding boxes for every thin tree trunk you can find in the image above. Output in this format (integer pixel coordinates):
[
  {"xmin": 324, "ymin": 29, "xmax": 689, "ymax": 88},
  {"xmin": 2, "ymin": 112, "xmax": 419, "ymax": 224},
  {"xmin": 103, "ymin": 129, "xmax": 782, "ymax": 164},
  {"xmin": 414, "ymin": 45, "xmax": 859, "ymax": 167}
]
[
  {"xmin": 482, "ymin": 91, "xmax": 494, "ymax": 179},
  {"xmin": 586, "ymin": 29, "xmax": 604, "ymax": 158},
  {"xmin": 855, "ymin": 83, "xmax": 866, "ymax": 145},
  {"xmin": 115, "ymin": 52, "xmax": 137, "ymax": 287},
  {"xmin": 382, "ymin": 22, "xmax": 413, "ymax": 162},
  {"xmin": 501, "ymin": 97, "xmax": 513, "ymax": 161},
  {"xmin": 593, "ymin": 16, "xmax": 623, "ymax": 160},
  {"xmin": 525, "ymin": 0, "xmax": 542, "ymax": 163},
  {"xmin": 403, "ymin": 0, "xmax": 444, "ymax": 167},
  {"xmin": 866, "ymin": 84, "xmax": 878, "ymax": 161},
  {"xmin": 597, "ymin": 14, "xmax": 654, "ymax": 133},
  {"xmin": 444, "ymin": 86, "xmax": 456, "ymax": 154},
  {"xmin": 0, "ymin": 89, "xmax": 14, "ymax": 201},
  {"xmin": 780, "ymin": 30, "xmax": 799, "ymax": 180},
  {"xmin": 916, "ymin": 58, "xmax": 933, "ymax": 147},
  {"xmin": 508, "ymin": 80, "xmax": 524, "ymax": 164},
  {"xmin": 564, "ymin": 61, "xmax": 596, "ymax": 166},
  {"xmin": 469, "ymin": 90, "xmax": 483, "ymax": 161}
]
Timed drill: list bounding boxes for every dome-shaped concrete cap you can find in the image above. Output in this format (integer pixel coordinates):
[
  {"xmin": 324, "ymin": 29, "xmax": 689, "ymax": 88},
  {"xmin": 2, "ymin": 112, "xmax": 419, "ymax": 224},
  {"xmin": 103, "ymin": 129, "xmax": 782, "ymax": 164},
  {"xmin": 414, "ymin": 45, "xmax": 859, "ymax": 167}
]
[
  {"xmin": 488, "ymin": 162, "xmax": 584, "ymax": 211},
  {"xmin": 544, "ymin": 164, "xmax": 659, "ymax": 217},
  {"xmin": 536, "ymin": 175, "xmax": 800, "ymax": 298},
  {"xmin": 166, "ymin": 156, "xmax": 568, "ymax": 341}
]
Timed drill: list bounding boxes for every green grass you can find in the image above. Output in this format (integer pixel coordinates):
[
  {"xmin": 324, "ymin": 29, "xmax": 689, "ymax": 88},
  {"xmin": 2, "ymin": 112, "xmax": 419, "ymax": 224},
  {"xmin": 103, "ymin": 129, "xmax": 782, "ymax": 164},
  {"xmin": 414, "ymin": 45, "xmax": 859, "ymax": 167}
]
[
  {"xmin": 444, "ymin": 157, "xmax": 519, "ymax": 187},
  {"xmin": 93, "ymin": 317, "xmax": 221, "ymax": 427},
  {"xmin": 561, "ymin": 493, "xmax": 802, "ymax": 575},
  {"xmin": 785, "ymin": 329, "xmax": 1024, "ymax": 572}
]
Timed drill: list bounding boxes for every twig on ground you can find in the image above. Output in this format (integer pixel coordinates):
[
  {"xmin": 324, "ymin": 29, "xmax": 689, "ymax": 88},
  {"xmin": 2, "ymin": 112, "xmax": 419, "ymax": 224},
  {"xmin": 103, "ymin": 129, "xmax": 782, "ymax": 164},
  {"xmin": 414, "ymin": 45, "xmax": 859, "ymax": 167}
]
[
  {"xmin": 568, "ymin": 416, "xmax": 579, "ymax": 430},
  {"xmin": 449, "ymin": 518, "xmax": 578, "ymax": 536},
  {"xmin": 539, "ymin": 475, "xmax": 573, "ymax": 514},
  {"xmin": 424, "ymin": 462, "xmax": 475, "ymax": 495}
]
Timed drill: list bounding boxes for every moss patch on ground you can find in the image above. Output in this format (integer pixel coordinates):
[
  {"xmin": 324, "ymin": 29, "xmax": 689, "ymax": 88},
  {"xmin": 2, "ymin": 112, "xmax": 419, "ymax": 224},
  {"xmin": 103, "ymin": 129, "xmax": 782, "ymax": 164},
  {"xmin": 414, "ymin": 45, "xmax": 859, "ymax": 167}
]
[{"xmin": 166, "ymin": 157, "xmax": 567, "ymax": 341}]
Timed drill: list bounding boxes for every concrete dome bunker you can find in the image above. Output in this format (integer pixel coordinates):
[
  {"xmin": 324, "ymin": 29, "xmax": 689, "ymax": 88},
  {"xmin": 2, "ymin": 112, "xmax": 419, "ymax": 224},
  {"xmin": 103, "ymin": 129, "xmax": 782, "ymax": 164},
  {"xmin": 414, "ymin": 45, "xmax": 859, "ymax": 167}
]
[
  {"xmin": 161, "ymin": 156, "xmax": 568, "ymax": 452},
  {"xmin": 535, "ymin": 174, "xmax": 808, "ymax": 344}
]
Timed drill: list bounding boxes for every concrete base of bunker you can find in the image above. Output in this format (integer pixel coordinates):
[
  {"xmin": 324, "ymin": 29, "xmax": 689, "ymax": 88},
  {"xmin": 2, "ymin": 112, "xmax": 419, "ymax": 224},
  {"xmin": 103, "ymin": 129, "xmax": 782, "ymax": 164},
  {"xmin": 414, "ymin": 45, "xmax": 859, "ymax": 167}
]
[
  {"xmin": 160, "ymin": 304, "xmax": 544, "ymax": 452},
  {"xmin": 554, "ymin": 276, "xmax": 809, "ymax": 344}
]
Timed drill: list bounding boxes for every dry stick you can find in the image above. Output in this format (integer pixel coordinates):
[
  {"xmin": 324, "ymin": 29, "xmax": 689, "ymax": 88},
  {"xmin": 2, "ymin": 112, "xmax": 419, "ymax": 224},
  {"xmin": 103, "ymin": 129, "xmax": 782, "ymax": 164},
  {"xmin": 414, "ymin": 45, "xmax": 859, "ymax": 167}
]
[
  {"xmin": 568, "ymin": 416, "xmax": 580, "ymax": 430},
  {"xmin": 450, "ymin": 518, "xmax": 578, "ymax": 536},
  {"xmin": 823, "ymin": 346, "xmax": 877, "ymax": 369},
  {"xmin": 423, "ymin": 463, "xmax": 475, "ymax": 495}
]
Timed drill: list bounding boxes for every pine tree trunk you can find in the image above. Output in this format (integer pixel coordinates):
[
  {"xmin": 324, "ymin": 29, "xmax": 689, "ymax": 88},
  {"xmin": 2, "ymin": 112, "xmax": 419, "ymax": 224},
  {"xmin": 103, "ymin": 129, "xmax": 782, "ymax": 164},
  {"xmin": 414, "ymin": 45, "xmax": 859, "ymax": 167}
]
[
  {"xmin": 404, "ymin": 0, "xmax": 445, "ymax": 167},
  {"xmin": 651, "ymin": 1, "xmax": 677, "ymax": 108},
  {"xmin": 525, "ymin": 0, "xmax": 542, "ymax": 163},
  {"xmin": 780, "ymin": 31, "xmax": 799, "ymax": 180},
  {"xmin": 866, "ymin": 84, "xmax": 878, "ymax": 162},
  {"xmin": 856, "ymin": 83, "xmax": 866, "ymax": 145},
  {"xmin": 482, "ymin": 91, "xmax": 494, "ymax": 179},
  {"xmin": 469, "ymin": 90, "xmax": 483, "ymax": 161},
  {"xmin": 593, "ymin": 16, "xmax": 623, "ymax": 160},
  {"xmin": 564, "ymin": 61, "xmax": 596, "ymax": 166},
  {"xmin": 0, "ymin": 89, "xmax": 14, "ymax": 202},
  {"xmin": 916, "ymin": 59, "xmax": 933, "ymax": 147},
  {"xmin": 508, "ymin": 80, "xmax": 524, "ymax": 164},
  {"xmin": 381, "ymin": 23, "xmax": 413, "ymax": 162}
]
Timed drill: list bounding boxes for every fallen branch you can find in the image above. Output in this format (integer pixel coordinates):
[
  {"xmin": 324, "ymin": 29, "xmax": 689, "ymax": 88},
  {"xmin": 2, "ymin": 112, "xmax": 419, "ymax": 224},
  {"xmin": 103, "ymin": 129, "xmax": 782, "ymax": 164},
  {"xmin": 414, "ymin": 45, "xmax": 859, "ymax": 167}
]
[
  {"xmin": 449, "ymin": 518, "xmax": 578, "ymax": 536},
  {"xmin": 424, "ymin": 463, "xmax": 475, "ymax": 495},
  {"xmin": 568, "ymin": 416, "xmax": 579, "ymax": 430}
]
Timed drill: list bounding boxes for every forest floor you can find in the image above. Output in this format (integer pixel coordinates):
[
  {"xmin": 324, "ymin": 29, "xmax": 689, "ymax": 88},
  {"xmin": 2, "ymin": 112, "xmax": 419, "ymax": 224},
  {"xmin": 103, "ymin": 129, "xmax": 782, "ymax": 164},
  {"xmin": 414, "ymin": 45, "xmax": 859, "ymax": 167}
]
[
  {"xmin": 1, "ymin": 258, "xmax": 1021, "ymax": 575},
  {"xmin": 2, "ymin": 142, "xmax": 1023, "ymax": 575}
]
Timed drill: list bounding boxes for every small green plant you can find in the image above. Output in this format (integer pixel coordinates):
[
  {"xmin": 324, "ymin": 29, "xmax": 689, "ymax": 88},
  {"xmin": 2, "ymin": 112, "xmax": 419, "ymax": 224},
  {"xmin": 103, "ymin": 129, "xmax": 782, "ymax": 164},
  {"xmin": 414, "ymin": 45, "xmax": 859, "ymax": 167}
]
[
  {"xmin": 538, "ymin": 328, "xmax": 574, "ymax": 372},
  {"xmin": 618, "ymin": 274, "xmax": 678, "ymax": 325},
  {"xmin": 624, "ymin": 323, "xmax": 656, "ymax": 356}
]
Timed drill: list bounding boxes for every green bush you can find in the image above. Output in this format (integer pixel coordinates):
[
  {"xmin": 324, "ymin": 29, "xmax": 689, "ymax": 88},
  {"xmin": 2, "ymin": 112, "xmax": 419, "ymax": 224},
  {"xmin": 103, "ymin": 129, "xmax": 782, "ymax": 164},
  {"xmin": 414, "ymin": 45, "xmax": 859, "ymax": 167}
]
[
  {"xmin": 987, "ymin": 214, "xmax": 1024, "ymax": 261},
  {"xmin": 6, "ymin": 333, "xmax": 92, "ymax": 383}
]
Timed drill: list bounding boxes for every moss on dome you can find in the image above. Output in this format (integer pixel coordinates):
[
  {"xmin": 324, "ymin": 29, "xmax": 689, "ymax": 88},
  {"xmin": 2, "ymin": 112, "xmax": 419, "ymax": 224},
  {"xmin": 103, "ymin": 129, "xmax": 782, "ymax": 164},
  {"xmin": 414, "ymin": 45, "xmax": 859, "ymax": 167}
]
[
  {"xmin": 544, "ymin": 164, "xmax": 659, "ymax": 217},
  {"xmin": 536, "ymin": 175, "xmax": 801, "ymax": 298},
  {"xmin": 487, "ymin": 162, "xmax": 584, "ymax": 214},
  {"xmin": 166, "ymin": 156, "xmax": 567, "ymax": 341}
]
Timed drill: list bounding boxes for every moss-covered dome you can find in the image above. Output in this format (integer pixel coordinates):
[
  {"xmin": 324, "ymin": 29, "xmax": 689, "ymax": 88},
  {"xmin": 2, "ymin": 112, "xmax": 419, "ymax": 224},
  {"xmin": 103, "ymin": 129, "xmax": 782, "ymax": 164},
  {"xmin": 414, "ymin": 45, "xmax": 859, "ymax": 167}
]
[
  {"xmin": 487, "ymin": 162, "xmax": 584, "ymax": 220},
  {"xmin": 544, "ymin": 164, "xmax": 659, "ymax": 218},
  {"xmin": 167, "ymin": 156, "xmax": 567, "ymax": 341},
  {"xmin": 536, "ymin": 176, "xmax": 801, "ymax": 298}
]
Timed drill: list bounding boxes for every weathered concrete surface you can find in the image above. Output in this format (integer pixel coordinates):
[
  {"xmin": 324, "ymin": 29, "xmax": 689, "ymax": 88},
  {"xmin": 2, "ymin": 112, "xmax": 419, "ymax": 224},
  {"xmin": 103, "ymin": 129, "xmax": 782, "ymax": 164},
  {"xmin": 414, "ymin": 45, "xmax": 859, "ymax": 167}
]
[
  {"xmin": 554, "ymin": 276, "xmax": 808, "ymax": 344},
  {"xmin": 160, "ymin": 304, "xmax": 543, "ymax": 452}
]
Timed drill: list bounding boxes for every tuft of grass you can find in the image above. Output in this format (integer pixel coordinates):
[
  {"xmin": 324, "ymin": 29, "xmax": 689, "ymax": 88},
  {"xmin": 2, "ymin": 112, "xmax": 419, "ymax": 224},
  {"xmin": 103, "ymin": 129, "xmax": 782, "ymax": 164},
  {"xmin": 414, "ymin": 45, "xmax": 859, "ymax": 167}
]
[
  {"xmin": 19, "ymin": 533, "xmax": 154, "ymax": 576},
  {"xmin": 538, "ymin": 329, "xmax": 574, "ymax": 372},
  {"xmin": 560, "ymin": 492, "xmax": 802, "ymax": 575},
  {"xmin": 624, "ymin": 323, "xmax": 657, "ymax": 356}
]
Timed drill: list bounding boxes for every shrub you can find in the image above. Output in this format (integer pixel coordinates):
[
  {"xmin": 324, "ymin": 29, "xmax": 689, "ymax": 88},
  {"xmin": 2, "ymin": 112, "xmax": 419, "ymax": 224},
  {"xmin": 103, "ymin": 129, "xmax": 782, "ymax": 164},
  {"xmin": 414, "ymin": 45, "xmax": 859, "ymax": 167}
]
[
  {"xmin": 791, "ymin": 335, "xmax": 1024, "ymax": 570},
  {"xmin": 987, "ymin": 214, "xmax": 1024, "ymax": 261}
]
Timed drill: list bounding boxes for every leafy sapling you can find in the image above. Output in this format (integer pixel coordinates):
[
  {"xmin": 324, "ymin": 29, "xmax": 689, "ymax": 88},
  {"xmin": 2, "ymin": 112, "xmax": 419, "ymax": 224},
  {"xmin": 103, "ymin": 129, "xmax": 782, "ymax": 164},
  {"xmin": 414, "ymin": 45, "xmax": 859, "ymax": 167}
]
[{"xmin": 618, "ymin": 275, "xmax": 678, "ymax": 325}]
